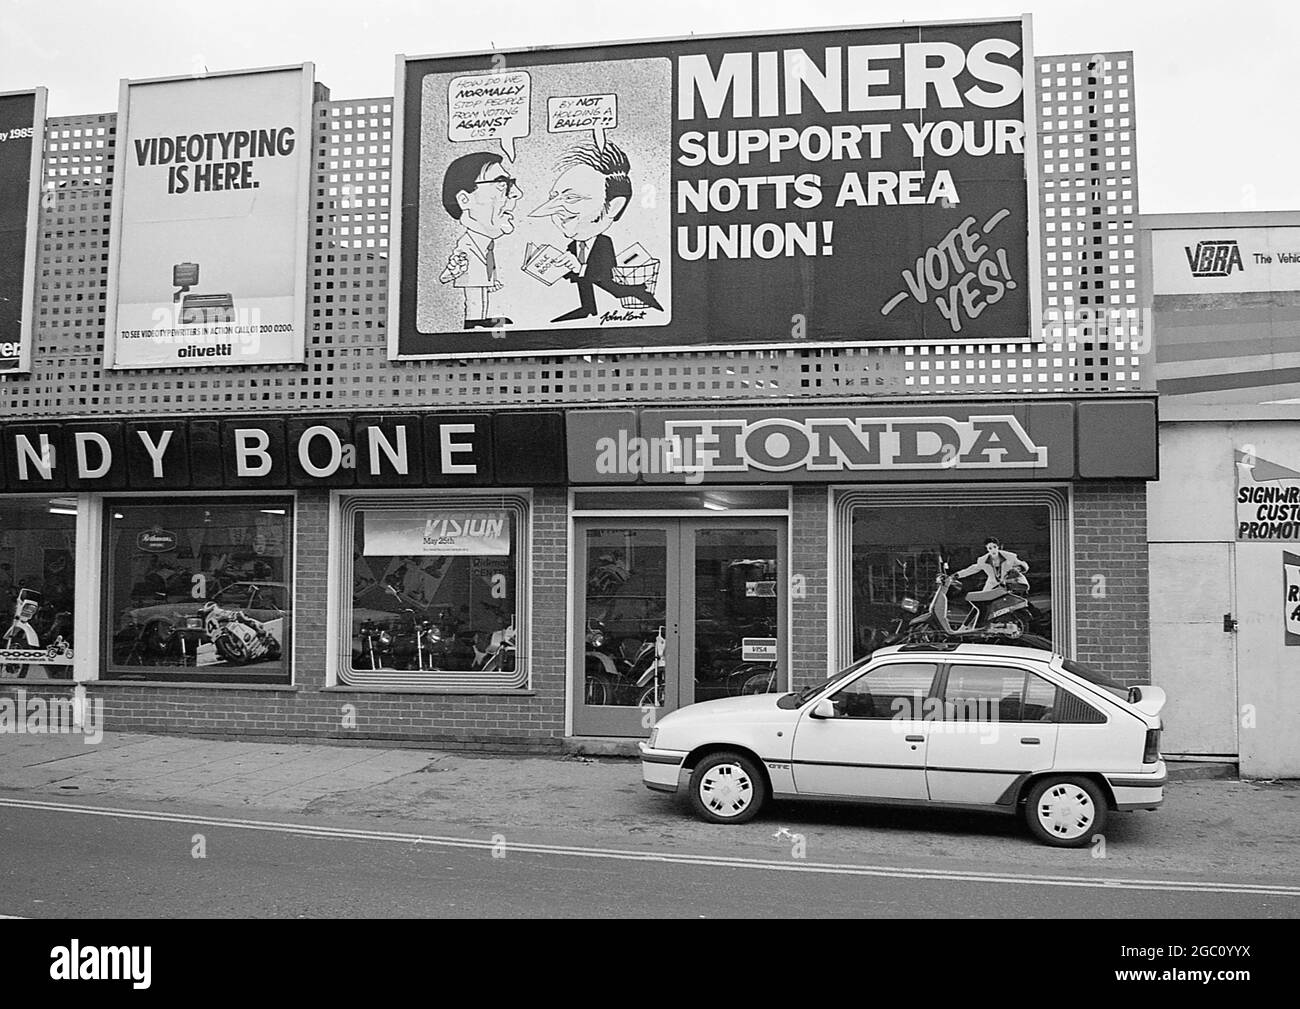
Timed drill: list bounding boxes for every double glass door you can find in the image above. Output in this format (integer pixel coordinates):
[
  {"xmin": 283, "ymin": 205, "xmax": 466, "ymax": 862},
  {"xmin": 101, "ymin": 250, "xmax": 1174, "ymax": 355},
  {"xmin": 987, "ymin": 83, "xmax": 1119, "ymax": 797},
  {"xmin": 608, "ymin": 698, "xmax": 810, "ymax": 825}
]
[{"xmin": 573, "ymin": 519, "xmax": 786, "ymax": 737}]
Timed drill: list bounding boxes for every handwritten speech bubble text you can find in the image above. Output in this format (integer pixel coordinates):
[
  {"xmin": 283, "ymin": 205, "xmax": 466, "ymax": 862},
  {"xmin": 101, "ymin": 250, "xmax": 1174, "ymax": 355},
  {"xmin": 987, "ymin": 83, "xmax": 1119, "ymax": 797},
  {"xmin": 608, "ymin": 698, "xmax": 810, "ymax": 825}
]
[
  {"xmin": 448, "ymin": 71, "xmax": 531, "ymax": 161},
  {"xmin": 547, "ymin": 94, "xmax": 617, "ymax": 150}
]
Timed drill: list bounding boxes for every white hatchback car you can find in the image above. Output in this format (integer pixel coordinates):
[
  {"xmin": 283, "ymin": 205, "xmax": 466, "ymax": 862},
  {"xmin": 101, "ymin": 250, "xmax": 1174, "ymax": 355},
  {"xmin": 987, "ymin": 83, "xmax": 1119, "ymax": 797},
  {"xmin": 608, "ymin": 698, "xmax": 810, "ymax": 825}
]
[{"xmin": 639, "ymin": 643, "xmax": 1167, "ymax": 847}]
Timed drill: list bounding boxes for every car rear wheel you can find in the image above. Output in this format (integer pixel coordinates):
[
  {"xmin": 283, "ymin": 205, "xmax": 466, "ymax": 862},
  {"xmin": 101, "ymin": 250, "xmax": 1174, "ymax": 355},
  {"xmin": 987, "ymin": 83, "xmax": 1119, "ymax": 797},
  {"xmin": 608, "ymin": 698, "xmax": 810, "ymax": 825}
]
[
  {"xmin": 689, "ymin": 751, "xmax": 767, "ymax": 824},
  {"xmin": 1023, "ymin": 775, "xmax": 1108, "ymax": 848}
]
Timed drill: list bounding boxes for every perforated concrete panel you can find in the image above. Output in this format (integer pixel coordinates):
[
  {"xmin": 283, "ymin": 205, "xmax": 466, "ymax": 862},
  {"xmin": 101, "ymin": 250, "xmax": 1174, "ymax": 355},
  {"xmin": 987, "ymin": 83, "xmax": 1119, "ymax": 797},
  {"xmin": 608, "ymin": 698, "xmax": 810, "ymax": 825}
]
[{"xmin": 0, "ymin": 86, "xmax": 1150, "ymax": 421}]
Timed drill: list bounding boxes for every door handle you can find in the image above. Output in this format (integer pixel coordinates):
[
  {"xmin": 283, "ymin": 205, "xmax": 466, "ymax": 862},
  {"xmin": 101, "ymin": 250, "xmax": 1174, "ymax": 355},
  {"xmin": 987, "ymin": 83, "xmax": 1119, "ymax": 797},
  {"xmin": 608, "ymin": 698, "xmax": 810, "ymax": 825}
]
[
  {"xmin": 1020, "ymin": 737, "xmax": 1040, "ymax": 745},
  {"xmin": 905, "ymin": 735, "xmax": 924, "ymax": 742}
]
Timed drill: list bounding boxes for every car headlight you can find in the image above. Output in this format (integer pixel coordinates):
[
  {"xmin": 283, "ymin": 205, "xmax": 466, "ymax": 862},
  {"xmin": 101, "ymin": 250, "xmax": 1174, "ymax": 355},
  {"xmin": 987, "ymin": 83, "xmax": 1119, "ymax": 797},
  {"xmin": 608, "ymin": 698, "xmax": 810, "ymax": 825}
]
[{"xmin": 646, "ymin": 727, "xmax": 659, "ymax": 748}]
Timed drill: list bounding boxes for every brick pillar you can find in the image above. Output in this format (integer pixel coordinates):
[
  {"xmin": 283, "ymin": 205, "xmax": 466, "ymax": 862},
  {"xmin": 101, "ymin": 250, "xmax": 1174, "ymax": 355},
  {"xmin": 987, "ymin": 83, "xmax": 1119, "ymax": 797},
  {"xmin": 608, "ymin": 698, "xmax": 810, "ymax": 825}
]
[
  {"xmin": 294, "ymin": 490, "xmax": 330, "ymax": 689},
  {"xmin": 789, "ymin": 484, "xmax": 828, "ymax": 691},
  {"xmin": 1073, "ymin": 480, "xmax": 1150, "ymax": 685}
]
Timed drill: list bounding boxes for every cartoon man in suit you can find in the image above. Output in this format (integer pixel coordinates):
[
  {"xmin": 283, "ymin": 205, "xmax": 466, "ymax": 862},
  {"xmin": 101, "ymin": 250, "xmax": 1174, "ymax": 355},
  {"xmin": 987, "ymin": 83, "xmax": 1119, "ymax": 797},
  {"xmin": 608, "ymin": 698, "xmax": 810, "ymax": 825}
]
[
  {"xmin": 529, "ymin": 142, "xmax": 662, "ymax": 323},
  {"xmin": 438, "ymin": 152, "xmax": 521, "ymax": 329}
]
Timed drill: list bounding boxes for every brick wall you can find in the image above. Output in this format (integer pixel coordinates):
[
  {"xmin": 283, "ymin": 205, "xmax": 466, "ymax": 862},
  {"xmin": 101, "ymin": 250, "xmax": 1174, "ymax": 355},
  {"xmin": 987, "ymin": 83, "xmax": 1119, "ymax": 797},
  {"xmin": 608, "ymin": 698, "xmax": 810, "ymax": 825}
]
[{"xmin": 1073, "ymin": 480, "xmax": 1150, "ymax": 685}]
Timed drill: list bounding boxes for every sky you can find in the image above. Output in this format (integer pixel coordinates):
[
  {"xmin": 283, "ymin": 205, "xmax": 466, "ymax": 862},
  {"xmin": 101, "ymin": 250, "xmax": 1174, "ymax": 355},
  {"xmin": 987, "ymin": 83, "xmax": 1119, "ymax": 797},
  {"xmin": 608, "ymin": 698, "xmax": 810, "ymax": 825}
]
[{"xmin": 2, "ymin": 0, "xmax": 1297, "ymax": 215}]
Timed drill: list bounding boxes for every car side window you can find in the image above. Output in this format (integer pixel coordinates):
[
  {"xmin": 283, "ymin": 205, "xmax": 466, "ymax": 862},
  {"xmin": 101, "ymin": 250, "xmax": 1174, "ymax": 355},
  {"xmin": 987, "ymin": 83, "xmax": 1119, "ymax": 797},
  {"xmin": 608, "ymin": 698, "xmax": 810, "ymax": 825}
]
[
  {"xmin": 1022, "ymin": 673, "xmax": 1058, "ymax": 722},
  {"xmin": 943, "ymin": 663, "xmax": 1050, "ymax": 723},
  {"xmin": 829, "ymin": 662, "xmax": 938, "ymax": 720}
]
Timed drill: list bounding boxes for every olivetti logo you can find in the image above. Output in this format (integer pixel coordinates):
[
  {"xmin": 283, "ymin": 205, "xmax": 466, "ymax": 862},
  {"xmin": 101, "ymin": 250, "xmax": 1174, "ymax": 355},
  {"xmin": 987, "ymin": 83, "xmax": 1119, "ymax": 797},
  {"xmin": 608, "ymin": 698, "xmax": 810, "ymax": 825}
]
[{"xmin": 1185, "ymin": 240, "xmax": 1244, "ymax": 278}]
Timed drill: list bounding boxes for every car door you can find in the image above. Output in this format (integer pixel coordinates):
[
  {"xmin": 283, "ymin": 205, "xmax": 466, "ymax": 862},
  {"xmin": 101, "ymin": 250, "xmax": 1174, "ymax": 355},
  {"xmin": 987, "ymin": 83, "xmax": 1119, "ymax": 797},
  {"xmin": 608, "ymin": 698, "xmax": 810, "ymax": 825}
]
[
  {"xmin": 925, "ymin": 662, "xmax": 1060, "ymax": 805},
  {"xmin": 790, "ymin": 661, "xmax": 939, "ymax": 800}
]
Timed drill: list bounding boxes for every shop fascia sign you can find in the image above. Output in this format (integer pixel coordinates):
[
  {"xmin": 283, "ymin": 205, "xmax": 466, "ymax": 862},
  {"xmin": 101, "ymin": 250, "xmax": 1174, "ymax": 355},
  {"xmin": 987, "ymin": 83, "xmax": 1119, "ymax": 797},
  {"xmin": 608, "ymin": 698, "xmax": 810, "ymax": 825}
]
[
  {"xmin": 649, "ymin": 414, "xmax": 1047, "ymax": 474},
  {"xmin": 567, "ymin": 402, "xmax": 1089, "ymax": 483},
  {"xmin": 0, "ymin": 412, "xmax": 566, "ymax": 492}
]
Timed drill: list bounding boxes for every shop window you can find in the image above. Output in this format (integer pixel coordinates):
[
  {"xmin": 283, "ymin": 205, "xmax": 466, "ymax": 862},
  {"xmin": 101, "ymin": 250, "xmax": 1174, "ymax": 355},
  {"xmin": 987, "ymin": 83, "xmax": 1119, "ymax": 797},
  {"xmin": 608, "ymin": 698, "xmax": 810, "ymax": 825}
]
[
  {"xmin": 0, "ymin": 497, "xmax": 77, "ymax": 682},
  {"xmin": 340, "ymin": 495, "xmax": 527, "ymax": 689},
  {"xmin": 834, "ymin": 489, "xmax": 1070, "ymax": 668},
  {"xmin": 104, "ymin": 500, "xmax": 292, "ymax": 684}
]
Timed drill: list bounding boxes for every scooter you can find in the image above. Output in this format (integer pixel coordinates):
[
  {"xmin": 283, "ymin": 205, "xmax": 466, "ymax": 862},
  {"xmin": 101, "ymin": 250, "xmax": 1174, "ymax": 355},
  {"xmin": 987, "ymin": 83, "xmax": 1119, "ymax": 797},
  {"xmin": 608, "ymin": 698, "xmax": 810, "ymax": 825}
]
[{"xmin": 897, "ymin": 558, "xmax": 1039, "ymax": 644}]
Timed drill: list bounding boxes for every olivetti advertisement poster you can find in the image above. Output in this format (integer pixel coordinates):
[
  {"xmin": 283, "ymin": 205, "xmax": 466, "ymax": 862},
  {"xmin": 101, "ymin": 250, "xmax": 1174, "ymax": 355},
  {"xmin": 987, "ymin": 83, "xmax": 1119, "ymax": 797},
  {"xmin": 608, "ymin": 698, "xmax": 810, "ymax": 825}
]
[
  {"xmin": 390, "ymin": 18, "xmax": 1035, "ymax": 359},
  {"xmin": 104, "ymin": 65, "xmax": 315, "ymax": 369},
  {"xmin": 0, "ymin": 88, "xmax": 45, "ymax": 375}
]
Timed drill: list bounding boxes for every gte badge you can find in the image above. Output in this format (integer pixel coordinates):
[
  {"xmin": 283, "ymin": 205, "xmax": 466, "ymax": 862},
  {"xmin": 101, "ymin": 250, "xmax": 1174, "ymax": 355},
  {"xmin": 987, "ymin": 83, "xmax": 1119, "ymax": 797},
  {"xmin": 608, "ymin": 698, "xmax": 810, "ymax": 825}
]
[
  {"xmin": 172, "ymin": 262, "xmax": 235, "ymax": 324},
  {"xmin": 1185, "ymin": 240, "xmax": 1244, "ymax": 278}
]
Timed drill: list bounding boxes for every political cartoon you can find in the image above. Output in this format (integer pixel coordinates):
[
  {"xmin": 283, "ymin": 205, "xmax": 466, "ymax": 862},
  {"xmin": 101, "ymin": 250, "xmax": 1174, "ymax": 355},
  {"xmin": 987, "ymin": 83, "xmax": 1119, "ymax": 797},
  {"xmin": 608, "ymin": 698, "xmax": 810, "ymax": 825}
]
[
  {"xmin": 414, "ymin": 59, "xmax": 672, "ymax": 337},
  {"xmin": 393, "ymin": 21, "xmax": 1033, "ymax": 359}
]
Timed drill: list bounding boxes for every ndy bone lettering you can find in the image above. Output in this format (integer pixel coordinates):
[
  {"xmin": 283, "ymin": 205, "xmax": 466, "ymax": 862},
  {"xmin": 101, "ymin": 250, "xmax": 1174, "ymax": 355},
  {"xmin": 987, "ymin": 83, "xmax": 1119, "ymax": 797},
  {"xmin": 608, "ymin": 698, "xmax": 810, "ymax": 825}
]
[{"xmin": 660, "ymin": 415, "xmax": 1047, "ymax": 473}]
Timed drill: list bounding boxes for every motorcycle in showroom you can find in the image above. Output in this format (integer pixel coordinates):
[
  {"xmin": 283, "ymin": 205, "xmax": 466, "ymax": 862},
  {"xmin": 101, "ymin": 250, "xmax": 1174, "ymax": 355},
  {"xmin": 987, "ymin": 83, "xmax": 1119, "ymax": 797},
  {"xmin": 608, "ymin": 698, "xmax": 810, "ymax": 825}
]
[
  {"xmin": 890, "ymin": 554, "xmax": 1052, "ymax": 649},
  {"xmin": 584, "ymin": 621, "xmax": 665, "ymax": 707}
]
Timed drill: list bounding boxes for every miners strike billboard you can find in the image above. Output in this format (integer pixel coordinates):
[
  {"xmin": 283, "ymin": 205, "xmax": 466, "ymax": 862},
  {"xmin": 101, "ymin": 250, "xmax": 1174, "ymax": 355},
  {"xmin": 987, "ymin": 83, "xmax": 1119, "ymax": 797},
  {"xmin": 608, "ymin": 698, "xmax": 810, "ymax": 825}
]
[{"xmin": 390, "ymin": 17, "xmax": 1038, "ymax": 359}]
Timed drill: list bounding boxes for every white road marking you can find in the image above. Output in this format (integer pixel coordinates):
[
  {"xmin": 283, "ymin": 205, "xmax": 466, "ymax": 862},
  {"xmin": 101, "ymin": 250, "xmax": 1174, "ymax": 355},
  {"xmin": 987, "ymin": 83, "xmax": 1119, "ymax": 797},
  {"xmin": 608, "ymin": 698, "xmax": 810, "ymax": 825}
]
[{"xmin": 1, "ymin": 796, "xmax": 1297, "ymax": 899}]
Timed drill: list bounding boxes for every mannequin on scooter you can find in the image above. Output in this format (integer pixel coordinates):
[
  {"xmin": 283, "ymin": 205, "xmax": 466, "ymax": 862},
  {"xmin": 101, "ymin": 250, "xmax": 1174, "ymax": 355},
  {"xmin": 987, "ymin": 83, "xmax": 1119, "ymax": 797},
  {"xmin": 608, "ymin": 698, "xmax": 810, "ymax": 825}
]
[{"xmin": 955, "ymin": 537, "xmax": 1030, "ymax": 595}]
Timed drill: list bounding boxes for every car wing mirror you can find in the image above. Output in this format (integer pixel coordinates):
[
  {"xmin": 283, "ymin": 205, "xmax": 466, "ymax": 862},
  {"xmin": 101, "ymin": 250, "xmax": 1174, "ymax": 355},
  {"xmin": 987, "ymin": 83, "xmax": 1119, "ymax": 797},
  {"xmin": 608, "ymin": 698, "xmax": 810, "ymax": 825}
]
[{"xmin": 809, "ymin": 699, "xmax": 836, "ymax": 719}]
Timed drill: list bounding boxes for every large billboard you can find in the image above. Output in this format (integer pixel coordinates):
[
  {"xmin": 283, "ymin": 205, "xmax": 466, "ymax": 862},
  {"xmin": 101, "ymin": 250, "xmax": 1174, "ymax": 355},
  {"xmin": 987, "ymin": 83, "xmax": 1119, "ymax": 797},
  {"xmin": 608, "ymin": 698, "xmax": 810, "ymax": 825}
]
[
  {"xmin": 1147, "ymin": 215, "xmax": 1300, "ymax": 403},
  {"xmin": 390, "ymin": 18, "xmax": 1037, "ymax": 360},
  {"xmin": 0, "ymin": 88, "xmax": 46, "ymax": 375},
  {"xmin": 104, "ymin": 65, "xmax": 315, "ymax": 369}
]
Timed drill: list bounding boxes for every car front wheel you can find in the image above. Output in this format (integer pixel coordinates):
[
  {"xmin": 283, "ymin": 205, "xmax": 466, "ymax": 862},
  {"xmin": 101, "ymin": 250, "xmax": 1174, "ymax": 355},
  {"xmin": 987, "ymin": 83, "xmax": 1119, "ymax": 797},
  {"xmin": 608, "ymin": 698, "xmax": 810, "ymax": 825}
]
[
  {"xmin": 689, "ymin": 751, "xmax": 767, "ymax": 824},
  {"xmin": 1023, "ymin": 775, "xmax": 1108, "ymax": 848}
]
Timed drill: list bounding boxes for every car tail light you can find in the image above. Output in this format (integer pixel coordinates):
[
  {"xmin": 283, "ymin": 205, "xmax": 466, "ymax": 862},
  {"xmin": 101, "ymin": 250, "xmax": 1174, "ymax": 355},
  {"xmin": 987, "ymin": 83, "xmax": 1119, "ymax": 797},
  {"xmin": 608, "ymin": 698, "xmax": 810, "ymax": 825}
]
[{"xmin": 1143, "ymin": 728, "xmax": 1161, "ymax": 764}]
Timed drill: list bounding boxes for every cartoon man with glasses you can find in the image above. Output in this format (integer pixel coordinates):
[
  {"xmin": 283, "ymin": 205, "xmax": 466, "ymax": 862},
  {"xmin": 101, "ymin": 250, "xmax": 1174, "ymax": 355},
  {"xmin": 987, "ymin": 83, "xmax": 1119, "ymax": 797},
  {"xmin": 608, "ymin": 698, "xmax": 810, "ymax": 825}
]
[{"xmin": 438, "ymin": 152, "xmax": 522, "ymax": 330}]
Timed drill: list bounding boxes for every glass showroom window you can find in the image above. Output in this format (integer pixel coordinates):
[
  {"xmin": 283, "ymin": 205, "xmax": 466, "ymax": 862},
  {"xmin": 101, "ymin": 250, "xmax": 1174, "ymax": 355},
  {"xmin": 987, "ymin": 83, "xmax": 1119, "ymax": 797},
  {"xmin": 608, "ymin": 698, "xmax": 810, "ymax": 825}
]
[
  {"xmin": 845, "ymin": 500, "xmax": 1060, "ymax": 661},
  {"xmin": 341, "ymin": 496, "xmax": 527, "ymax": 689},
  {"xmin": 104, "ymin": 501, "xmax": 292, "ymax": 684},
  {"xmin": 0, "ymin": 497, "xmax": 76, "ymax": 683}
]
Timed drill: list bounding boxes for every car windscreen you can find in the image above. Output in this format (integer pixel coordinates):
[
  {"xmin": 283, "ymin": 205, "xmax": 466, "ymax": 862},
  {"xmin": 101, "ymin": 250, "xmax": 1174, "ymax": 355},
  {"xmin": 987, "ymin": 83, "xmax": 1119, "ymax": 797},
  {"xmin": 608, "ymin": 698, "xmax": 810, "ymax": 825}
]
[{"xmin": 780, "ymin": 658, "xmax": 871, "ymax": 707}]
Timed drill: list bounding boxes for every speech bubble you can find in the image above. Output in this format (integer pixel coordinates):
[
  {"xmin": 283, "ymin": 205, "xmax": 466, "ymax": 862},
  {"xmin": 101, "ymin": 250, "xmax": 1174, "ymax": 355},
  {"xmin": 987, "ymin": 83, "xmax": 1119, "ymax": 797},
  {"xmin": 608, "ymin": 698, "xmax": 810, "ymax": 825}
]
[
  {"xmin": 447, "ymin": 70, "xmax": 531, "ymax": 161},
  {"xmin": 547, "ymin": 94, "xmax": 618, "ymax": 150}
]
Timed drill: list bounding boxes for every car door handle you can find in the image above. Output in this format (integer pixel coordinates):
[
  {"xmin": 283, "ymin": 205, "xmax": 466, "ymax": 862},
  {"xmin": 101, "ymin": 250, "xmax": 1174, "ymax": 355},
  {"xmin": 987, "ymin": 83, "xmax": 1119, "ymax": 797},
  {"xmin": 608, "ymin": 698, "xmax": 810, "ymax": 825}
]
[
  {"xmin": 1020, "ymin": 737, "xmax": 1040, "ymax": 745},
  {"xmin": 905, "ymin": 735, "xmax": 924, "ymax": 742}
]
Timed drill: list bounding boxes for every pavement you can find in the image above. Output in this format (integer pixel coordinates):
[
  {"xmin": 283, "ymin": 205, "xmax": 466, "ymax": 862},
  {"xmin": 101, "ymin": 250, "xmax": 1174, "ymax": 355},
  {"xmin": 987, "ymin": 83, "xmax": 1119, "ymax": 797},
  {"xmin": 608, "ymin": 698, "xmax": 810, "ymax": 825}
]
[{"xmin": 0, "ymin": 729, "xmax": 1296, "ymax": 884}]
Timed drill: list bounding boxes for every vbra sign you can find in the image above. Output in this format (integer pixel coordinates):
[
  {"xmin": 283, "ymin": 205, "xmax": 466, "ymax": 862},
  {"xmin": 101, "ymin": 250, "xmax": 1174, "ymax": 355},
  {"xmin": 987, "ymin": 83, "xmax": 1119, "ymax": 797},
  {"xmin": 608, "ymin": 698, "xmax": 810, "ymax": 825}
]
[
  {"xmin": 660, "ymin": 414, "xmax": 1047, "ymax": 474},
  {"xmin": 1185, "ymin": 240, "xmax": 1244, "ymax": 278}
]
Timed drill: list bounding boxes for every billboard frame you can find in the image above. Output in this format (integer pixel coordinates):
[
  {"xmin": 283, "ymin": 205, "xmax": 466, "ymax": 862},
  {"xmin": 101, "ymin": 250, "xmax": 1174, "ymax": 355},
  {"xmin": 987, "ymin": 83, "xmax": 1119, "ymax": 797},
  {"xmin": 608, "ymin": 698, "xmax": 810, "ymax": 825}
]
[
  {"xmin": 387, "ymin": 14, "xmax": 1040, "ymax": 362},
  {"xmin": 0, "ymin": 86, "xmax": 48, "ymax": 376},
  {"xmin": 101, "ymin": 63, "xmax": 316, "ymax": 371}
]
